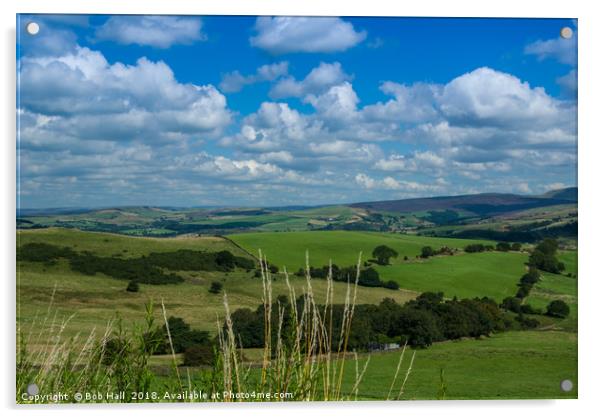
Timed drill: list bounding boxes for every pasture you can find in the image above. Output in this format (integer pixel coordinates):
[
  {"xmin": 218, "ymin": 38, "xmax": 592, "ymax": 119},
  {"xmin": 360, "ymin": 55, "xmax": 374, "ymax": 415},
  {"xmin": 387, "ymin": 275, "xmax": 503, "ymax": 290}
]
[{"xmin": 229, "ymin": 231, "xmax": 494, "ymax": 270}]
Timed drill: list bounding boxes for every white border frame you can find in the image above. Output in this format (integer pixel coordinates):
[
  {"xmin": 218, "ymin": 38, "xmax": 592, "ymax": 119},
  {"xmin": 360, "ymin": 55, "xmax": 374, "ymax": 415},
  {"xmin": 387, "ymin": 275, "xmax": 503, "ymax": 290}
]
[{"xmin": 3, "ymin": 1, "xmax": 600, "ymax": 417}]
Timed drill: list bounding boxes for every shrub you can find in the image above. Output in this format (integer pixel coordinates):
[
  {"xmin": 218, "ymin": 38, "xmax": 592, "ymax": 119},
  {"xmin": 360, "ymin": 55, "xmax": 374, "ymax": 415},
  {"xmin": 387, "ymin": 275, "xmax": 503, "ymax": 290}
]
[
  {"xmin": 501, "ymin": 296, "xmax": 522, "ymax": 313},
  {"xmin": 383, "ymin": 280, "xmax": 400, "ymax": 290},
  {"xmin": 515, "ymin": 285, "xmax": 531, "ymax": 299},
  {"xmin": 157, "ymin": 317, "xmax": 211, "ymax": 354},
  {"xmin": 230, "ymin": 308, "xmax": 263, "ymax": 348},
  {"xmin": 519, "ymin": 304, "xmax": 540, "ymax": 315},
  {"xmin": 546, "ymin": 300, "xmax": 570, "ymax": 318},
  {"xmin": 496, "ymin": 242, "xmax": 511, "ymax": 252},
  {"xmin": 209, "ymin": 281, "xmax": 223, "ymax": 294},
  {"xmin": 183, "ymin": 344, "xmax": 215, "ymax": 366},
  {"xmin": 511, "ymin": 242, "xmax": 522, "ymax": 251},
  {"xmin": 102, "ymin": 337, "xmax": 130, "ymax": 366},
  {"xmin": 358, "ymin": 268, "xmax": 382, "ymax": 287},
  {"xmin": 420, "ymin": 246, "xmax": 435, "ymax": 258},
  {"xmin": 515, "ymin": 315, "xmax": 540, "ymax": 329},
  {"xmin": 17, "ymin": 242, "xmax": 75, "ymax": 263},
  {"xmin": 464, "ymin": 244, "xmax": 486, "ymax": 253},
  {"xmin": 126, "ymin": 281, "xmax": 139, "ymax": 292}
]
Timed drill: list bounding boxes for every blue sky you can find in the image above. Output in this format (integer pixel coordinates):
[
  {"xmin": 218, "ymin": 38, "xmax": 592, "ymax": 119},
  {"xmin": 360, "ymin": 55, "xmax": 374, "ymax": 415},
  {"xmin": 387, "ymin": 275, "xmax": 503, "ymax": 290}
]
[{"xmin": 17, "ymin": 15, "xmax": 577, "ymax": 208}]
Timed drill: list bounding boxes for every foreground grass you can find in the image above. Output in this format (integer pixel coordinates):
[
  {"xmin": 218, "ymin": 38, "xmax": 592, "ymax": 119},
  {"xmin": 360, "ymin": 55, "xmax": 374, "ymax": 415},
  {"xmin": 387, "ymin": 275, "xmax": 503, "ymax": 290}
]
[
  {"xmin": 346, "ymin": 330, "xmax": 577, "ymax": 400},
  {"xmin": 18, "ymin": 258, "xmax": 419, "ymax": 403},
  {"xmin": 148, "ymin": 330, "xmax": 577, "ymax": 400}
]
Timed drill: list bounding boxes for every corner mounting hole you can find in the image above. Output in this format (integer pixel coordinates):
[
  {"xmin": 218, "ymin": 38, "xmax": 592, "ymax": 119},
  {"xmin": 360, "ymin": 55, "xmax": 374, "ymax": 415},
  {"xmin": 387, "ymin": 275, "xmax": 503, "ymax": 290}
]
[
  {"xmin": 560, "ymin": 27, "xmax": 573, "ymax": 39},
  {"xmin": 26, "ymin": 22, "xmax": 40, "ymax": 36},
  {"xmin": 560, "ymin": 379, "xmax": 573, "ymax": 392}
]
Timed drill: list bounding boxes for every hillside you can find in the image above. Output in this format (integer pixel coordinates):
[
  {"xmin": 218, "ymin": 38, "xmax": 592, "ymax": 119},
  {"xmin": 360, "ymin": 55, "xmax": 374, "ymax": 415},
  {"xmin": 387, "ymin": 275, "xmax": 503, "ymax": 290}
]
[
  {"xmin": 16, "ymin": 188, "xmax": 577, "ymax": 238},
  {"xmin": 350, "ymin": 188, "xmax": 577, "ymax": 217},
  {"xmin": 540, "ymin": 187, "xmax": 578, "ymax": 201}
]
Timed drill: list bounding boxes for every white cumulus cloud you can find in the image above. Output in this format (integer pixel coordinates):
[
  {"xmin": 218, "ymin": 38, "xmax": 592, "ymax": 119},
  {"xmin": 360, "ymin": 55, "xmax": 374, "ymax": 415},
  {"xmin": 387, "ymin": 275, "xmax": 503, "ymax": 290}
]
[
  {"xmin": 524, "ymin": 32, "xmax": 577, "ymax": 65},
  {"xmin": 250, "ymin": 17, "xmax": 366, "ymax": 54},
  {"xmin": 220, "ymin": 62, "xmax": 289, "ymax": 93},
  {"xmin": 95, "ymin": 16, "xmax": 206, "ymax": 48},
  {"xmin": 270, "ymin": 62, "xmax": 352, "ymax": 99}
]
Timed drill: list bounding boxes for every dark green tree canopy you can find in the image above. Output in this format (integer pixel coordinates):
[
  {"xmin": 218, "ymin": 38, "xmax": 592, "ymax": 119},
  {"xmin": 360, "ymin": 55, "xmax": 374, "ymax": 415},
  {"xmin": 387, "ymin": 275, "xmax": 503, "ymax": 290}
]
[
  {"xmin": 372, "ymin": 245, "xmax": 399, "ymax": 265},
  {"xmin": 209, "ymin": 281, "xmax": 223, "ymax": 294},
  {"xmin": 546, "ymin": 300, "xmax": 570, "ymax": 318}
]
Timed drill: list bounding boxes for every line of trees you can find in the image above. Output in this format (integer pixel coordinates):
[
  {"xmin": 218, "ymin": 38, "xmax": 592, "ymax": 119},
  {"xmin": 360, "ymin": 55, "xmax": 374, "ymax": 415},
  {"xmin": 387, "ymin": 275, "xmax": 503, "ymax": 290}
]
[
  {"xmin": 227, "ymin": 292, "xmax": 506, "ymax": 350},
  {"xmin": 419, "ymin": 242, "xmax": 521, "ymax": 259},
  {"xmin": 18, "ymin": 242, "xmax": 256, "ymax": 285},
  {"xmin": 420, "ymin": 246, "xmax": 455, "ymax": 258},
  {"xmin": 528, "ymin": 238, "xmax": 565, "ymax": 274}
]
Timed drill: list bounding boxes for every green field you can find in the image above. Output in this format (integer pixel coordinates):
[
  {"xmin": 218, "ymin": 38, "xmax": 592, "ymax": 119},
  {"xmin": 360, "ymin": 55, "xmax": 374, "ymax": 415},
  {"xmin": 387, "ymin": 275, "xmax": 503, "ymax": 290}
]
[
  {"xmin": 18, "ymin": 228, "xmax": 577, "ymax": 337},
  {"xmin": 229, "ymin": 231, "xmax": 494, "ymax": 270},
  {"xmin": 17, "ymin": 227, "xmax": 247, "ymax": 258},
  {"xmin": 375, "ymin": 252, "xmax": 529, "ymax": 301},
  {"xmin": 16, "ymin": 228, "xmax": 578, "ymax": 400},
  {"xmin": 230, "ymin": 231, "xmax": 578, "ymax": 306},
  {"xmin": 17, "ymin": 229, "xmax": 417, "ymax": 346},
  {"xmin": 151, "ymin": 330, "xmax": 577, "ymax": 400},
  {"xmin": 341, "ymin": 330, "xmax": 577, "ymax": 399}
]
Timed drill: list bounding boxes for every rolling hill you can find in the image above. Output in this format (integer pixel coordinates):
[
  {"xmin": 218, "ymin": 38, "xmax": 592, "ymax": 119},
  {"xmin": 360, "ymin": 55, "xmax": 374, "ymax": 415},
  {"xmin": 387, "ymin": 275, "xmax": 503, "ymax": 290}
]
[
  {"xmin": 350, "ymin": 188, "xmax": 577, "ymax": 217},
  {"xmin": 16, "ymin": 188, "xmax": 577, "ymax": 238}
]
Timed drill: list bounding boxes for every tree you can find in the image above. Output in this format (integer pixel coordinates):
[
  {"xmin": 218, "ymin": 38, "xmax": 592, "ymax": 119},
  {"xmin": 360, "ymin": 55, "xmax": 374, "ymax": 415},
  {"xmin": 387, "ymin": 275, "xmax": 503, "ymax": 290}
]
[
  {"xmin": 511, "ymin": 242, "xmax": 522, "ymax": 251},
  {"xmin": 394, "ymin": 308, "xmax": 442, "ymax": 348},
  {"xmin": 515, "ymin": 314, "xmax": 540, "ymax": 329},
  {"xmin": 420, "ymin": 246, "xmax": 435, "ymax": 258},
  {"xmin": 372, "ymin": 245, "xmax": 399, "ymax": 265},
  {"xmin": 496, "ymin": 242, "xmax": 511, "ymax": 252},
  {"xmin": 464, "ymin": 244, "xmax": 486, "ymax": 253},
  {"xmin": 209, "ymin": 281, "xmax": 223, "ymax": 294},
  {"xmin": 183, "ymin": 344, "xmax": 215, "ymax": 366},
  {"xmin": 126, "ymin": 281, "xmax": 139, "ymax": 292},
  {"xmin": 384, "ymin": 280, "xmax": 400, "ymax": 290},
  {"xmin": 161, "ymin": 317, "xmax": 210, "ymax": 353},
  {"xmin": 529, "ymin": 238, "xmax": 565, "ymax": 273},
  {"xmin": 358, "ymin": 268, "xmax": 382, "ymax": 287},
  {"xmin": 501, "ymin": 296, "xmax": 522, "ymax": 313},
  {"xmin": 215, "ymin": 250, "xmax": 236, "ymax": 270},
  {"xmin": 546, "ymin": 300, "xmax": 570, "ymax": 318},
  {"xmin": 230, "ymin": 308, "xmax": 263, "ymax": 347}
]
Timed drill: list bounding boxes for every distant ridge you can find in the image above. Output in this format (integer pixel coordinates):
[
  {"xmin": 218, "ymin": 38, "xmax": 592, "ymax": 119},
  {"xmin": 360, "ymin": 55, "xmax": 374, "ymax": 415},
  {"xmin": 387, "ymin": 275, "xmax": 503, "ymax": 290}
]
[
  {"xmin": 350, "ymin": 188, "xmax": 577, "ymax": 217},
  {"xmin": 540, "ymin": 187, "xmax": 577, "ymax": 202},
  {"xmin": 18, "ymin": 188, "xmax": 577, "ymax": 218}
]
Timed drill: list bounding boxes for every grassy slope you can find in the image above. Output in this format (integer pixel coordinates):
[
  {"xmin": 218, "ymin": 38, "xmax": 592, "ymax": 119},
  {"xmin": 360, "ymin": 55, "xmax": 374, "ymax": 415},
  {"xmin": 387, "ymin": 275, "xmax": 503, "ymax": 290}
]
[
  {"xmin": 375, "ymin": 252, "xmax": 529, "ymax": 301},
  {"xmin": 525, "ymin": 250, "xmax": 578, "ymax": 330},
  {"xmin": 17, "ymin": 229, "xmax": 417, "ymax": 345},
  {"xmin": 164, "ymin": 330, "xmax": 577, "ymax": 400},
  {"xmin": 342, "ymin": 330, "xmax": 577, "ymax": 400},
  {"xmin": 17, "ymin": 228, "xmax": 247, "ymax": 258},
  {"xmin": 17, "ymin": 228, "xmax": 578, "ymax": 400},
  {"xmin": 232, "ymin": 231, "xmax": 577, "ymax": 305},
  {"xmin": 229, "ymin": 231, "xmax": 494, "ymax": 270}
]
